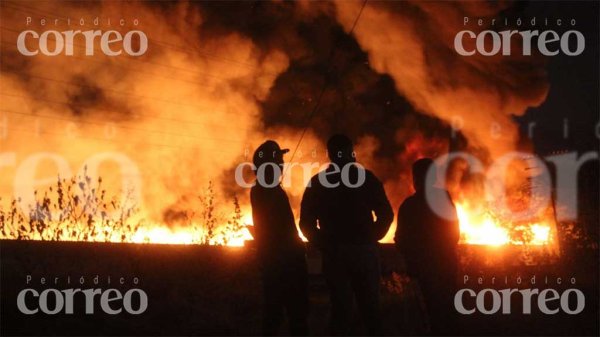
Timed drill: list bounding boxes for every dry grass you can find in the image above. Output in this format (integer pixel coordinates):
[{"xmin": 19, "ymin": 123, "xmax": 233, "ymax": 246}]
[{"xmin": 0, "ymin": 168, "xmax": 245, "ymax": 245}]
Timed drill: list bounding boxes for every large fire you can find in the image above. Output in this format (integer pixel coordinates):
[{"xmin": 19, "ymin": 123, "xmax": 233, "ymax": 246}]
[
  {"xmin": 0, "ymin": 201, "xmax": 554, "ymax": 247},
  {"xmin": 127, "ymin": 204, "xmax": 553, "ymax": 246},
  {"xmin": 0, "ymin": 1, "xmax": 559, "ymax": 251},
  {"xmin": 121, "ymin": 204, "xmax": 554, "ymax": 247},
  {"xmin": 91, "ymin": 197, "xmax": 556, "ymax": 247}
]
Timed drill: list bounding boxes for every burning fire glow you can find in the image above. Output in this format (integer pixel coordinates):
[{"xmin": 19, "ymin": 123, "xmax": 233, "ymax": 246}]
[
  {"xmin": 129, "ymin": 214, "xmax": 255, "ymax": 247},
  {"xmin": 129, "ymin": 224, "xmax": 253, "ymax": 247},
  {"xmin": 124, "ymin": 203, "xmax": 553, "ymax": 247},
  {"xmin": 456, "ymin": 202, "xmax": 552, "ymax": 246},
  {"xmin": 124, "ymin": 206, "xmax": 553, "ymax": 247},
  {"xmin": 0, "ymin": 193, "xmax": 557, "ymax": 247},
  {"xmin": 0, "ymin": 1, "xmax": 558, "ymax": 250}
]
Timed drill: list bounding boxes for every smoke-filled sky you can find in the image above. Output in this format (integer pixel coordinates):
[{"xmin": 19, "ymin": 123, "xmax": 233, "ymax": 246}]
[{"xmin": 0, "ymin": 0, "xmax": 598, "ymax": 235}]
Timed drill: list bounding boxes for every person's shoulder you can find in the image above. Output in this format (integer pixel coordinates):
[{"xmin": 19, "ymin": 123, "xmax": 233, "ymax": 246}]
[
  {"xmin": 399, "ymin": 194, "xmax": 418, "ymax": 210},
  {"xmin": 250, "ymin": 184, "xmax": 269, "ymax": 198},
  {"xmin": 401, "ymin": 194, "xmax": 417, "ymax": 204},
  {"xmin": 309, "ymin": 171, "xmax": 321, "ymax": 182},
  {"xmin": 363, "ymin": 168, "xmax": 383, "ymax": 185},
  {"xmin": 431, "ymin": 187, "xmax": 450, "ymax": 194},
  {"xmin": 308, "ymin": 169, "xmax": 326, "ymax": 187},
  {"xmin": 430, "ymin": 187, "xmax": 454, "ymax": 200},
  {"xmin": 250, "ymin": 185, "xmax": 259, "ymax": 199},
  {"xmin": 250, "ymin": 184, "xmax": 262, "ymax": 193}
]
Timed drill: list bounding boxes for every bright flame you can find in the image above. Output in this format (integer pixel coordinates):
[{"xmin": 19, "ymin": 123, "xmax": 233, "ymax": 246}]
[
  {"xmin": 530, "ymin": 223, "xmax": 552, "ymax": 245},
  {"xmin": 456, "ymin": 202, "xmax": 552, "ymax": 246},
  {"xmin": 131, "ymin": 227, "xmax": 196, "ymax": 245},
  {"xmin": 2, "ymin": 197, "xmax": 556, "ymax": 247},
  {"xmin": 129, "ymin": 218, "xmax": 254, "ymax": 247},
  {"xmin": 457, "ymin": 204, "xmax": 510, "ymax": 246},
  {"xmin": 0, "ymin": 217, "xmax": 254, "ymax": 247}
]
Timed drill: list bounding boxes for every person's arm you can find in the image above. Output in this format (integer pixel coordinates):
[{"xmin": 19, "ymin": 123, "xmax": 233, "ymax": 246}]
[
  {"xmin": 446, "ymin": 191, "xmax": 461, "ymax": 245},
  {"xmin": 250, "ymin": 187, "xmax": 268, "ymax": 246},
  {"xmin": 299, "ymin": 182, "xmax": 321, "ymax": 247},
  {"xmin": 396, "ymin": 201, "xmax": 418, "ymax": 276},
  {"xmin": 394, "ymin": 205, "xmax": 403, "ymax": 252},
  {"xmin": 369, "ymin": 173, "xmax": 394, "ymax": 241}
]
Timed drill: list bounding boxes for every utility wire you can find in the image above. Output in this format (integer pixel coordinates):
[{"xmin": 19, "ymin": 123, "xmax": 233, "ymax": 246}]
[
  {"xmin": 0, "ymin": 92, "xmax": 254, "ymax": 132},
  {"xmin": 283, "ymin": 0, "xmax": 368, "ymax": 177},
  {"xmin": 0, "ymin": 68, "xmax": 257, "ymax": 129},
  {"xmin": 0, "ymin": 108, "xmax": 248, "ymax": 144},
  {"xmin": 0, "ymin": 29, "xmax": 273, "ymax": 85},
  {"xmin": 5, "ymin": 125, "xmax": 246, "ymax": 154}
]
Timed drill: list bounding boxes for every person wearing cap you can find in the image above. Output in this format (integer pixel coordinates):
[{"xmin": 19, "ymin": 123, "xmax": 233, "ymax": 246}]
[
  {"xmin": 250, "ymin": 140, "xmax": 308, "ymax": 336},
  {"xmin": 299, "ymin": 134, "xmax": 394, "ymax": 336}
]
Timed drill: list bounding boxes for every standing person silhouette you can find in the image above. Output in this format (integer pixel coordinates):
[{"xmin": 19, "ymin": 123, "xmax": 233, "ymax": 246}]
[
  {"xmin": 300, "ymin": 134, "xmax": 393, "ymax": 336},
  {"xmin": 250, "ymin": 140, "xmax": 309, "ymax": 336},
  {"xmin": 394, "ymin": 158, "xmax": 460, "ymax": 335}
]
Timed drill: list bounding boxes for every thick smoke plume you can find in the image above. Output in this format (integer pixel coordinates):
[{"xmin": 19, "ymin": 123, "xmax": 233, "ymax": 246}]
[
  {"xmin": 1, "ymin": 1, "xmax": 290, "ymax": 225},
  {"xmin": 333, "ymin": 1, "xmax": 549, "ymax": 158},
  {"xmin": 1, "ymin": 1, "xmax": 550, "ymax": 240}
]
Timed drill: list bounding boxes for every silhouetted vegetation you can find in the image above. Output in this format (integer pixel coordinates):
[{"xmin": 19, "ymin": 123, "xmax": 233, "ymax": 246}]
[{"xmin": 0, "ymin": 170, "xmax": 248, "ymax": 245}]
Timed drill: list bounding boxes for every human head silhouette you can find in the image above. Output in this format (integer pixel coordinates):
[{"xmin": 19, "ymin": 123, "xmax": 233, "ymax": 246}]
[
  {"xmin": 253, "ymin": 140, "xmax": 289, "ymax": 186},
  {"xmin": 327, "ymin": 134, "xmax": 355, "ymax": 166},
  {"xmin": 412, "ymin": 158, "xmax": 436, "ymax": 193}
]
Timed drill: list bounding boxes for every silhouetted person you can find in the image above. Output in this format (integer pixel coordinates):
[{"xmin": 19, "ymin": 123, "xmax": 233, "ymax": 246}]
[
  {"xmin": 250, "ymin": 140, "xmax": 309, "ymax": 336},
  {"xmin": 300, "ymin": 134, "xmax": 393, "ymax": 336},
  {"xmin": 394, "ymin": 158, "xmax": 460, "ymax": 335}
]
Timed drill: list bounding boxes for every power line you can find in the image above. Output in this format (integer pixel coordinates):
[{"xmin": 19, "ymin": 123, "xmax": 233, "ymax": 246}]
[
  {"xmin": 1, "ymin": 0, "xmax": 369, "ymax": 160},
  {"xmin": 0, "ymin": 28, "xmax": 274, "ymax": 85},
  {"xmin": 5, "ymin": 125, "xmax": 247, "ymax": 155},
  {"xmin": 0, "ymin": 31, "xmax": 270, "ymax": 130},
  {"xmin": 3, "ymin": 1, "xmax": 263, "ymax": 70},
  {"xmin": 0, "ymin": 108, "xmax": 249, "ymax": 144},
  {"xmin": 0, "ymin": 3, "xmax": 289, "ymax": 140},
  {"xmin": 0, "ymin": 39, "xmax": 243, "ymax": 91},
  {"xmin": 284, "ymin": 0, "xmax": 368, "ymax": 176},
  {"xmin": 21, "ymin": 72, "xmax": 234, "ymax": 114},
  {"xmin": 0, "ymin": 69, "xmax": 257, "ymax": 130},
  {"xmin": 0, "ymin": 92, "xmax": 256, "ymax": 132}
]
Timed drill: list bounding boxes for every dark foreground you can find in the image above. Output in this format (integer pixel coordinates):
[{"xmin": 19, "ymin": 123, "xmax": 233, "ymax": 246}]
[{"xmin": 0, "ymin": 240, "xmax": 598, "ymax": 336}]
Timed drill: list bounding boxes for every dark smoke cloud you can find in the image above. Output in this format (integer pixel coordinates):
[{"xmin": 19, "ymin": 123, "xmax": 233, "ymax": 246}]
[
  {"xmin": 194, "ymin": 1, "xmax": 460, "ymax": 212},
  {"xmin": 1, "ymin": 0, "xmax": 551, "ymax": 241}
]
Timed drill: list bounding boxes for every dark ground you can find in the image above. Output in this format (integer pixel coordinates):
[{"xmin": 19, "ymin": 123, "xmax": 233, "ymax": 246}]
[{"xmin": 0, "ymin": 240, "xmax": 598, "ymax": 336}]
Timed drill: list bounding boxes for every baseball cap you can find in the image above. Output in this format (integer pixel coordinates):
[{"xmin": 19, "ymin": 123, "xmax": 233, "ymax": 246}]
[{"xmin": 252, "ymin": 140, "xmax": 289, "ymax": 168}]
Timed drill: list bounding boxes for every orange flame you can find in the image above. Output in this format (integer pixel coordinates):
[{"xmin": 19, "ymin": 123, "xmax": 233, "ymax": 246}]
[{"xmin": 456, "ymin": 202, "xmax": 553, "ymax": 246}]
